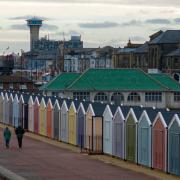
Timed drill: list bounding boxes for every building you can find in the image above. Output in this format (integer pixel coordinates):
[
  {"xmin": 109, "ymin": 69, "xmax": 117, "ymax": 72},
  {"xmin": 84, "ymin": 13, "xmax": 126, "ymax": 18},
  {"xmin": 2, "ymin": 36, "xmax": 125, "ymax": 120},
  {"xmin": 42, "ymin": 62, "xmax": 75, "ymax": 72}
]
[
  {"xmin": 27, "ymin": 17, "xmax": 43, "ymax": 51},
  {"xmin": 41, "ymin": 68, "xmax": 180, "ymax": 109},
  {"xmin": 0, "ymin": 75, "xmax": 34, "ymax": 91},
  {"xmin": 112, "ymin": 40, "xmax": 142, "ymax": 68},
  {"xmin": 148, "ymin": 30, "xmax": 180, "ymax": 71},
  {"xmin": 64, "ymin": 46, "xmax": 113, "ymax": 73}
]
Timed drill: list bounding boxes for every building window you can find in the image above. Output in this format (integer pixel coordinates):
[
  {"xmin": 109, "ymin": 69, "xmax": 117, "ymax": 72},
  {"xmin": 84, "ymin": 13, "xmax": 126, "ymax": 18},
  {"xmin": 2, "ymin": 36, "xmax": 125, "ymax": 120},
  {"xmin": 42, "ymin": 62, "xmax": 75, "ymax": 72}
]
[
  {"xmin": 127, "ymin": 92, "xmax": 141, "ymax": 102},
  {"xmin": 20, "ymin": 84, "xmax": 27, "ymax": 90},
  {"xmin": 73, "ymin": 92, "xmax": 90, "ymax": 101},
  {"xmin": 111, "ymin": 92, "xmax": 124, "ymax": 103},
  {"xmin": 174, "ymin": 92, "xmax": 180, "ymax": 102},
  {"xmin": 145, "ymin": 92, "xmax": 162, "ymax": 102},
  {"xmin": 94, "ymin": 92, "xmax": 108, "ymax": 102},
  {"xmin": 9, "ymin": 83, "xmax": 13, "ymax": 89}
]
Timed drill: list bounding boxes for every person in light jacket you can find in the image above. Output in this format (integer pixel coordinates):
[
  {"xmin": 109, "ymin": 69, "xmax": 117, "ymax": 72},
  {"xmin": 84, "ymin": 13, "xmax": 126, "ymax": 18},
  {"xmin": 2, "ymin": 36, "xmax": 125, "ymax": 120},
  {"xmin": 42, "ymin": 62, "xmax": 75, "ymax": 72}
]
[
  {"xmin": 15, "ymin": 126, "xmax": 25, "ymax": 149},
  {"xmin": 3, "ymin": 127, "xmax": 11, "ymax": 148}
]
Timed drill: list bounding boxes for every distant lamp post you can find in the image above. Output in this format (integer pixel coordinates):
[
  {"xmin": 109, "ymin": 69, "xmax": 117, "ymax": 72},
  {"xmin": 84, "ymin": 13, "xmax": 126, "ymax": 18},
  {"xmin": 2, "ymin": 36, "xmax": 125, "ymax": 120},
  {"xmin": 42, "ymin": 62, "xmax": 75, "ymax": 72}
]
[{"xmin": 20, "ymin": 49, "xmax": 24, "ymax": 91}]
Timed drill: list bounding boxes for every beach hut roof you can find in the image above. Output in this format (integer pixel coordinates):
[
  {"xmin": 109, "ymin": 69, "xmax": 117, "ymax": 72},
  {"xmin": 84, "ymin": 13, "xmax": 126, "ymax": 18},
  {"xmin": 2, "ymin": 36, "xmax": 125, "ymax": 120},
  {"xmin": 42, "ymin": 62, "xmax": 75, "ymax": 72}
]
[
  {"xmin": 54, "ymin": 99, "xmax": 60, "ymax": 110},
  {"xmin": 168, "ymin": 114, "xmax": 180, "ymax": 129},
  {"xmin": 91, "ymin": 102, "xmax": 106, "ymax": 116}
]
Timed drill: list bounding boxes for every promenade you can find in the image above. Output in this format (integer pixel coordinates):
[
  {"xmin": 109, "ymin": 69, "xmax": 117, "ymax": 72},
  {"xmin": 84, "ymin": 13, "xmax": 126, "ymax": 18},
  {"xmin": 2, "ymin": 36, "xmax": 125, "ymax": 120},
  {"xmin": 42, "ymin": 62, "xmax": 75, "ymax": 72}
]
[{"xmin": 0, "ymin": 127, "xmax": 178, "ymax": 180}]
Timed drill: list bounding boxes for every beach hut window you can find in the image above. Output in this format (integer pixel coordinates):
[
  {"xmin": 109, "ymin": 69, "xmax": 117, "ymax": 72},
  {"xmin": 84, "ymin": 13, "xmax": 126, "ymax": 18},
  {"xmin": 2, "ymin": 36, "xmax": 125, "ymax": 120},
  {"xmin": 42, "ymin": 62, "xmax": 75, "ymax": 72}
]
[
  {"xmin": 145, "ymin": 92, "xmax": 162, "ymax": 102},
  {"xmin": 127, "ymin": 92, "xmax": 140, "ymax": 102},
  {"xmin": 94, "ymin": 92, "xmax": 108, "ymax": 102},
  {"xmin": 174, "ymin": 92, "xmax": 180, "ymax": 102},
  {"xmin": 73, "ymin": 92, "xmax": 90, "ymax": 101}
]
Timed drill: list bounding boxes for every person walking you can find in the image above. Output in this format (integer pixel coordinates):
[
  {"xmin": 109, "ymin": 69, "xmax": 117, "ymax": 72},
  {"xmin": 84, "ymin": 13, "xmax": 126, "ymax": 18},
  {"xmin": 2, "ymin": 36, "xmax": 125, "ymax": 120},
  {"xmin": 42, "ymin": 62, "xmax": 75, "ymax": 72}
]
[
  {"xmin": 3, "ymin": 127, "xmax": 11, "ymax": 149},
  {"xmin": 15, "ymin": 126, "xmax": 25, "ymax": 149}
]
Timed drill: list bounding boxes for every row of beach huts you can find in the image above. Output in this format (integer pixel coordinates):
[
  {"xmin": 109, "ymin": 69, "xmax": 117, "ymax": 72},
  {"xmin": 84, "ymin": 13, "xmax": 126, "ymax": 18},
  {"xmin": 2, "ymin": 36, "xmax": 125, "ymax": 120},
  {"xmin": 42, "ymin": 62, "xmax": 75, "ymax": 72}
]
[{"xmin": 0, "ymin": 91, "xmax": 179, "ymax": 176}]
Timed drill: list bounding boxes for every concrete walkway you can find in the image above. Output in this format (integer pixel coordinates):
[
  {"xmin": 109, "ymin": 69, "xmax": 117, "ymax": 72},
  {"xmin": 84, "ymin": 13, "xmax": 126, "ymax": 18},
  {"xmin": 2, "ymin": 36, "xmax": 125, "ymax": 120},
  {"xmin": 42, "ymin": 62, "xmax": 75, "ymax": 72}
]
[{"xmin": 0, "ymin": 126, "xmax": 178, "ymax": 180}]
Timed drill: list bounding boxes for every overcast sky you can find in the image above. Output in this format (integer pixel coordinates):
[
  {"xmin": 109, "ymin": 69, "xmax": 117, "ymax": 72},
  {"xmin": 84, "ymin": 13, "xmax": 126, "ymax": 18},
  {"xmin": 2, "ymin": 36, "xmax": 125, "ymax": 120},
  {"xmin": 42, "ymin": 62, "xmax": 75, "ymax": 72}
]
[{"xmin": 1, "ymin": 0, "xmax": 180, "ymax": 53}]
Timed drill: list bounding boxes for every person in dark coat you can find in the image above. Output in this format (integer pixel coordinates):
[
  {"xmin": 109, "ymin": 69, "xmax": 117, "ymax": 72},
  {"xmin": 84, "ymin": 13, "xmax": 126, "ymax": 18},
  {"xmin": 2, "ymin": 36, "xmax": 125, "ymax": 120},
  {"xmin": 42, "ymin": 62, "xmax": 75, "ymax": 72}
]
[
  {"xmin": 15, "ymin": 126, "xmax": 25, "ymax": 149},
  {"xmin": 3, "ymin": 127, "xmax": 11, "ymax": 148}
]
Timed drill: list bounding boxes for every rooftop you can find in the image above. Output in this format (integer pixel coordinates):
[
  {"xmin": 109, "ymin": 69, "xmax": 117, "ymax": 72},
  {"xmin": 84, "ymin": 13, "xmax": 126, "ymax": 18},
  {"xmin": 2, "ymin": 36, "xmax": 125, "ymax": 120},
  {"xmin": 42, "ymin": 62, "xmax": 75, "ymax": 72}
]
[
  {"xmin": 149, "ymin": 73, "xmax": 180, "ymax": 91},
  {"xmin": 41, "ymin": 69, "xmax": 180, "ymax": 92},
  {"xmin": 43, "ymin": 73, "xmax": 81, "ymax": 90},
  {"xmin": 149, "ymin": 30, "xmax": 180, "ymax": 44},
  {"xmin": 67, "ymin": 69, "xmax": 167, "ymax": 91}
]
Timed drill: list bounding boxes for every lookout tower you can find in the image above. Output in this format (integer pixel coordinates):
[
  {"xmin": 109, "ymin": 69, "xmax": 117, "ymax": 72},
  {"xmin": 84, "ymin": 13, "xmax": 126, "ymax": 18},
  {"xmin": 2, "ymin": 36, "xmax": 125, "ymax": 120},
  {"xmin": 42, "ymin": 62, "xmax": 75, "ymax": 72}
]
[{"xmin": 26, "ymin": 17, "xmax": 43, "ymax": 51}]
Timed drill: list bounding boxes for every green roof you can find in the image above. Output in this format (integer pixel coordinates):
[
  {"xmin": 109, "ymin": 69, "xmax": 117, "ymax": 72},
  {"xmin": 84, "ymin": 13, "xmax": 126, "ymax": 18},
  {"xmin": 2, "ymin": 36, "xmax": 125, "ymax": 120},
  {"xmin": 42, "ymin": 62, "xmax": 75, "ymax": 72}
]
[
  {"xmin": 149, "ymin": 73, "xmax": 180, "ymax": 91},
  {"xmin": 43, "ymin": 73, "xmax": 81, "ymax": 90},
  {"xmin": 67, "ymin": 69, "xmax": 167, "ymax": 91}
]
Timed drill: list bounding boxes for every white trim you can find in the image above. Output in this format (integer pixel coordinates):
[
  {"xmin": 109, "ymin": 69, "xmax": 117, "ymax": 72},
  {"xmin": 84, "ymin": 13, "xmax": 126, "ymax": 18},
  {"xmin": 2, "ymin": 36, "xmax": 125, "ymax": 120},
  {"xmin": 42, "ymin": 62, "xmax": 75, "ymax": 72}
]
[
  {"xmin": 14, "ymin": 94, "xmax": 19, "ymax": 103},
  {"xmin": 168, "ymin": 114, "xmax": 180, "ymax": 129},
  {"xmin": 54, "ymin": 99, "xmax": 60, "ymax": 110},
  {"xmin": 113, "ymin": 106, "xmax": 125, "ymax": 121},
  {"xmin": 5, "ymin": 93, "xmax": 9, "ymax": 101},
  {"xmin": 70, "ymin": 101, "xmax": 77, "ymax": 113},
  {"xmin": 47, "ymin": 98, "xmax": 53, "ymax": 109},
  {"xmin": 86, "ymin": 103, "xmax": 95, "ymax": 116},
  {"xmin": 62, "ymin": 100, "xmax": 68, "ymax": 112},
  {"xmin": 9, "ymin": 93, "xmax": 14, "ymax": 102},
  {"xmin": 20, "ymin": 95, "xmax": 25, "ymax": 104},
  {"xmin": 138, "ymin": 110, "xmax": 152, "ymax": 126},
  {"xmin": 153, "ymin": 112, "xmax": 167, "ymax": 128},
  {"xmin": 77, "ymin": 102, "xmax": 86, "ymax": 115},
  {"xmin": 103, "ymin": 105, "xmax": 113, "ymax": 118},
  {"xmin": 35, "ymin": 96, "xmax": 40, "ymax": 106},
  {"xmin": 28, "ymin": 96, "xmax": 34, "ymax": 106},
  {"xmin": 0, "ymin": 92, "xmax": 4, "ymax": 100},
  {"xmin": 40, "ymin": 97, "xmax": 46, "ymax": 108},
  {"xmin": 125, "ymin": 108, "xmax": 138, "ymax": 123}
]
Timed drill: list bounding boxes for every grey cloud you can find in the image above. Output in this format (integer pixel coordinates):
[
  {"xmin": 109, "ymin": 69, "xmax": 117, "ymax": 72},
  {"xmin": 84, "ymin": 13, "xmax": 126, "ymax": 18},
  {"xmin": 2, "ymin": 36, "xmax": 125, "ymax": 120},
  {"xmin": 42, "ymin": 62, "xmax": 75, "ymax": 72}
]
[
  {"xmin": 146, "ymin": 19, "xmax": 171, "ymax": 24},
  {"xmin": 9, "ymin": 15, "xmax": 51, "ymax": 20},
  {"xmin": 10, "ymin": 24, "xmax": 28, "ymax": 30},
  {"xmin": 42, "ymin": 24, "xmax": 59, "ymax": 31},
  {"xmin": 174, "ymin": 18, "xmax": 180, "ymax": 23},
  {"xmin": 10, "ymin": 24, "xmax": 58, "ymax": 31},
  {"xmin": 54, "ymin": 30, "xmax": 81, "ymax": 36},
  {"xmin": 79, "ymin": 21, "xmax": 119, "ymax": 28},
  {"xmin": 121, "ymin": 20, "xmax": 142, "ymax": 26}
]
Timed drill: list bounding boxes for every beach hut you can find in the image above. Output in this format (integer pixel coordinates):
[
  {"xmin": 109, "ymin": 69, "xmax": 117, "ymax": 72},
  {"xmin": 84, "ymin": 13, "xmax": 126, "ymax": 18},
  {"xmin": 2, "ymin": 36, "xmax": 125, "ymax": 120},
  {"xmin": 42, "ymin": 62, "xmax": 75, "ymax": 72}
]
[
  {"xmin": 152, "ymin": 111, "xmax": 173, "ymax": 172},
  {"xmin": 77, "ymin": 102, "xmax": 89, "ymax": 148},
  {"xmin": 28, "ymin": 96, "xmax": 34, "ymax": 132},
  {"xmin": 168, "ymin": 114, "xmax": 180, "ymax": 176},
  {"xmin": 34, "ymin": 96, "xmax": 40, "ymax": 134},
  {"xmin": 68, "ymin": 101, "xmax": 80, "ymax": 145},
  {"xmin": 0, "ymin": 92, "xmax": 4, "ymax": 123},
  {"xmin": 138, "ymin": 108, "xmax": 157, "ymax": 167},
  {"xmin": 7, "ymin": 93, "xmax": 13, "ymax": 126},
  {"xmin": 85, "ymin": 102, "xmax": 106, "ymax": 153},
  {"xmin": 46, "ymin": 98, "xmax": 53, "ymax": 138},
  {"xmin": 3, "ymin": 93, "xmax": 8, "ymax": 124},
  {"xmin": 22, "ymin": 94, "xmax": 29, "ymax": 130},
  {"xmin": 103, "ymin": 105, "xmax": 117, "ymax": 155},
  {"xmin": 39, "ymin": 97, "xmax": 46, "ymax": 136},
  {"xmin": 19, "ymin": 95, "xmax": 24, "ymax": 127},
  {"xmin": 60, "ymin": 100, "xmax": 69, "ymax": 143},
  {"xmin": 53, "ymin": 99, "xmax": 61, "ymax": 140},
  {"xmin": 13, "ymin": 94, "xmax": 19, "ymax": 127},
  {"xmin": 125, "ymin": 108, "xmax": 141, "ymax": 163},
  {"xmin": 112, "ymin": 106, "xmax": 129, "ymax": 159}
]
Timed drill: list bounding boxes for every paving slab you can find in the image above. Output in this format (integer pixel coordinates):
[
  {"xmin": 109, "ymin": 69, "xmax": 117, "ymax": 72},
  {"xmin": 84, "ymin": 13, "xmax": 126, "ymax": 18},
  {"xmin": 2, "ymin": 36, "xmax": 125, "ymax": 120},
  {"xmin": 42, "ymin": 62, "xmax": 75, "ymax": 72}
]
[{"xmin": 0, "ymin": 127, "xmax": 158, "ymax": 180}]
